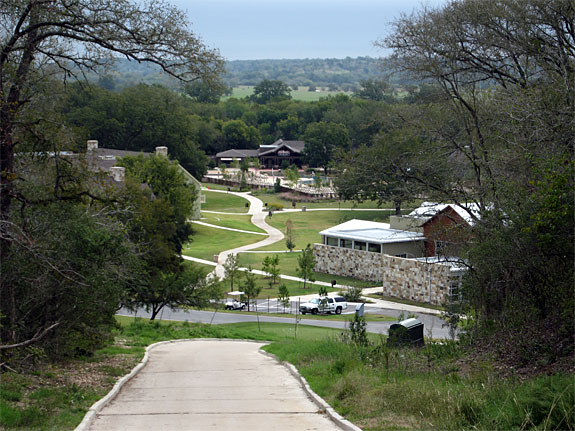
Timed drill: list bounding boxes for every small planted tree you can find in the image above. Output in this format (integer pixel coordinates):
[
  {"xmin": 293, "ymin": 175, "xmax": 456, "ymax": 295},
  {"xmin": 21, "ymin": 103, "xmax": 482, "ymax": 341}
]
[
  {"xmin": 242, "ymin": 267, "xmax": 261, "ymax": 312},
  {"xmin": 277, "ymin": 284, "xmax": 290, "ymax": 311},
  {"xmin": 284, "ymin": 165, "xmax": 300, "ymax": 187},
  {"xmin": 269, "ymin": 255, "xmax": 280, "ymax": 284},
  {"xmin": 285, "ymin": 219, "xmax": 296, "ymax": 252},
  {"xmin": 297, "ymin": 244, "xmax": 316, "ymax": 289},
  {"xmin": 223, "ymin": 254, "xmax": 240, "ymax": 291}
]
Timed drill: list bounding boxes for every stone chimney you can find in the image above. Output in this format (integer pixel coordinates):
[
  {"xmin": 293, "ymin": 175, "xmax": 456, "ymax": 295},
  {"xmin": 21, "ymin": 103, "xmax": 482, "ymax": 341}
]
[
  {"xmin": 155, "ymin": 146, "xmax": 168, "ymax": 157},
  {"xmin": 110, "ymin": 166, "xmax": 125, "ymax": 183},
  {"xmin": 87, "ymin": 140, "xmax": 98, "ymax": 152}
]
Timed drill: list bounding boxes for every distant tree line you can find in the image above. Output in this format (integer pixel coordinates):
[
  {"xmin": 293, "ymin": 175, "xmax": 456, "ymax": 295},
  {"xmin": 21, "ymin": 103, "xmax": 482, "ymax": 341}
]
[
  {"xmin": 87, "ymin": 56, "xmax": 420, "ymax": 92},
  {"xmin": 60, "ymin": 77, "xmax": 432, "ymax": 176}
]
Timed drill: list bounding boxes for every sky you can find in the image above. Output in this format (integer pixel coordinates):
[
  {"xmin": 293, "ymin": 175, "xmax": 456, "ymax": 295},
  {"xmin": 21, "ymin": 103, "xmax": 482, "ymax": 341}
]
[{"xmin": 170, "ymin": 0, "xmax": 447, "ymax": 61}]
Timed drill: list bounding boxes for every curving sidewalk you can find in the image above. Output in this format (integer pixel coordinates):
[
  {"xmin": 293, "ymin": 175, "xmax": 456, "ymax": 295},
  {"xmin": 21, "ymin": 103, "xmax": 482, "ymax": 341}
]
[{"xmin": 207, "ymin": 191, "xmax": 284, "ymax": 279}]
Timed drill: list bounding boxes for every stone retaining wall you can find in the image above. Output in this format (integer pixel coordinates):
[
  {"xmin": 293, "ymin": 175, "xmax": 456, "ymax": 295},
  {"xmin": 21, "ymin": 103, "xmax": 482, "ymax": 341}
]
[{"xmin": 313, "ymin": 244, "xmax": 452, "ymax": 305}]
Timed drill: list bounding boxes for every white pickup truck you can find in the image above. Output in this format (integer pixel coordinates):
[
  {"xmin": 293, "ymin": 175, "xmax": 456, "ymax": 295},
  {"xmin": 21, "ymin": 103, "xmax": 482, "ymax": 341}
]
[{"xmin": 299, "ymin": 296, "xmax": 347, "ymax": 315}]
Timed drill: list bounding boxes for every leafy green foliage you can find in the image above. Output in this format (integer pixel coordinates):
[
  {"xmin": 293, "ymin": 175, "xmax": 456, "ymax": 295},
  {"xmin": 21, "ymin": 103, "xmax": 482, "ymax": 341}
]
[
  {"xmin": 296, "ymin": 244, "xmax": 316, "ymax": 289},
  {"xmin": 63, "ymin": 84, "xmax": 209, "ymax": 177},
  {"xmin": 303, "ymin": 121, "xmax": 350, "ymax": 174},
  {"xmin": 249, "ymin": 79, "xmax": 291, "ymax": 104},
  {"xmin": 241, "ymin": 267, "xmax": 262, "ymax": 311}
]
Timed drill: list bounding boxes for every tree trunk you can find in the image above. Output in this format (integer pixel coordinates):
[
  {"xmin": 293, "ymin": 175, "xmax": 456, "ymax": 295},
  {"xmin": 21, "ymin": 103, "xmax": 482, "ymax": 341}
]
[
  {"xmin": 0, "ymin": 107, "xmax": 16, "ymax": 345},
  {"xmin": 394, "ymin": 200, "xmax": 402, "ymax": 216}
]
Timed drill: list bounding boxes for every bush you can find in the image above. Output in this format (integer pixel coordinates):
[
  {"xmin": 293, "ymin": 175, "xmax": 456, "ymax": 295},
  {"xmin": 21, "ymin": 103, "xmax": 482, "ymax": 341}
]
[
  {"xmin": 268, "ymin": 203, "xmax": 284, "ymax": 211},
  {"xmin": 340, "ymin": 287, "xmax": 363, "ymax": 302}
]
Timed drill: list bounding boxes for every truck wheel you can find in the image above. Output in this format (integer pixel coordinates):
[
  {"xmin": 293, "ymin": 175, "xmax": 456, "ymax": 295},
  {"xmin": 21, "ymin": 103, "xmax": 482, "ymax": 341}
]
[
  {"xmin": 311, "ymin": 309, "xmax": 318, "ymax": 315},
  {"xmin": 335, "ymin": 307, "xmax": 342, "ymax": 315},
  {"xmin": 301, "ymin": 311, "xmax": 306, "ymax": 315}
]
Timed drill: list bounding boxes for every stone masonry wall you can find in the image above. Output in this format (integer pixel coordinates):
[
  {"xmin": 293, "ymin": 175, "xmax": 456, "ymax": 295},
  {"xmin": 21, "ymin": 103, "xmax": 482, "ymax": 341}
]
[{"xmin": 313, "ymin": 244, "xmax": 451, "ymax": 305}]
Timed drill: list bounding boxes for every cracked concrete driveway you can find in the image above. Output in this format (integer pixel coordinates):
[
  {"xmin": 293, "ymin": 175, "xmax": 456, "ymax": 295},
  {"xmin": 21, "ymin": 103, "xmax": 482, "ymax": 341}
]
[{"xmin": 86, "ymin": 340, "xmax": 347, "ymax": 431}]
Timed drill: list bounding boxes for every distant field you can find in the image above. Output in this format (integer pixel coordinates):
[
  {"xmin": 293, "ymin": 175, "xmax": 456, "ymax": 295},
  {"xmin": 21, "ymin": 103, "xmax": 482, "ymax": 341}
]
[{"xmin": 227, "ymin": 86, "xmax": 353, "ymax": 102}]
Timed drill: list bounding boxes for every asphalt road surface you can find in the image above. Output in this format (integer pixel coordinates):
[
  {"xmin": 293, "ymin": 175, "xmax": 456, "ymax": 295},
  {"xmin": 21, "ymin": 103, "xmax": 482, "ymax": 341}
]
[{"xmin": 118, "ymin": 304, "xmax": 454, "ymax": 340}]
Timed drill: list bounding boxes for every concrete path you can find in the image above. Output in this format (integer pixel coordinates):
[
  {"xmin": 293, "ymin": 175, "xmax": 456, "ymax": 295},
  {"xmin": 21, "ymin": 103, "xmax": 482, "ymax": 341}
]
[
  {"xmin": 87, "ymin": 340, "xmax": 348, "ymax": 431},
  {"xmin": 211, "ymin": 191, "xmax": 284, "ymax": 279}
]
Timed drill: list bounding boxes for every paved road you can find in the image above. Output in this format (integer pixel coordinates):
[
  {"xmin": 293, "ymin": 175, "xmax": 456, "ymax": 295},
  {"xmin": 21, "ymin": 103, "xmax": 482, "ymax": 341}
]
[
  {"xmin": 87, "ymin": 340, "xmax": 346, "ymax": 431},
  {"xmin": 118, "ymin": 306, "xmax": 453, "ymax": 339}
]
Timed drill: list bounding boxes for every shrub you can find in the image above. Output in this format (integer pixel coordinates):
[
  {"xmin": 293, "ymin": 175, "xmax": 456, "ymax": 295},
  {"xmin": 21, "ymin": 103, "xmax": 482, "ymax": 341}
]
[
  {"xmin": 269, "ymin": 203, "xmax": 284, "ymax": 211},
  {"xmin": 340, "ymin": 286, "xmax": 363, "ymax": 302}
]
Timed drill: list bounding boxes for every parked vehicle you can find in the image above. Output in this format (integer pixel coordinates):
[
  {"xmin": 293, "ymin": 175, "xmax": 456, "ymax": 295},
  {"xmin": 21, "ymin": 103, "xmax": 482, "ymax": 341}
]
[
  {"xmin": 299, "ymin": 296, "xmax": 347, "ymax": 315},
  {"xmin": 225, "ymin": 299, "xmax": 246, "ymax": 310},
  {"xmin": 225, "ymin": 291, "xmax": 246, "ymax": 310}
]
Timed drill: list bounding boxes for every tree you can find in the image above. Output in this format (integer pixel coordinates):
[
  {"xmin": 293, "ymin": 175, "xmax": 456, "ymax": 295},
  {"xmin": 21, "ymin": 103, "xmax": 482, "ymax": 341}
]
[
  {"xmin": 250, "ymin": 80, "xmax": 291, "ymax": 104},
  {"xmin": 223, "ymin": 254, "xmax": 240, "ymax": 291},
  {"xmin": 132, "ymin": 263, "xmax": 214, "ymax": 321},
  {"xmin": 377, "ymin": 0, "xmax": 575, "ymax": 364},
  {"xmin": 184, "ymin": 79, "xmax": 230, "ymax": 104},
  {"xmin": 263, "ymin": 254, "xmax": 280, "ymax": 285},
  {"xmin": 223, "ymin": 120, "xmax": 260, "ymax": 149},
  {"xmin": 1, "ymin": 0, "xmax": 223, "ymax": 346},
  {"xmin": 283, "ymin": 165, "xmax": 300, "ymax": 187},
  {"xmin": 285, "ymin": 219, "xmax": 296, "ymax": 252},
  {"xmin": 297, "ymin": 244, "xmax": 316, "ymax": 289},
  {"xmin": 335, "ymin": 128, "xmax": 421, "ymax": 215},
  {"xmin": 0, "ymin": 158, "xmax": 143, "ymax": 358},
  {"xmin": 355, "ymin": 78, "xmax": 391, "ymax": 102},
  {"xmin": 303, "ymin": 122, "xmax": 350, "ymax": 175},
  {"xmin": 241, "ymin": 267, "xmax": 261, "ymax": 311},
  {"xmin": 277, "ymin": 284, "xmax": 290, "ymax": 310},
  {"xmin": 63, "ymin": 84, "xmax": 210, "ymax": 178},
  {"xmin": 118, "ymin": 154, "xmax": 197, "ymax": 253}
]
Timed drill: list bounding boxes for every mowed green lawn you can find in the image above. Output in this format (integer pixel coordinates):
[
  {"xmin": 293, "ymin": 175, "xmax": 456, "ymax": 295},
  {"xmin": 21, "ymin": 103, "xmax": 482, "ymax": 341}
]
[
  {"xmin": 254, "ymin": 209, "xmax": 394, "ymax": 251},
  {"xmin": 201, "ymin": 190, "xmax": 250, "ymax": 213},
  {"xmin": 199, "ymin": 213, "xmax": 265, "ymax": 233},
  {"xmin": 184, "ymin": 224, "xmax": 263, "ymax": 261}
]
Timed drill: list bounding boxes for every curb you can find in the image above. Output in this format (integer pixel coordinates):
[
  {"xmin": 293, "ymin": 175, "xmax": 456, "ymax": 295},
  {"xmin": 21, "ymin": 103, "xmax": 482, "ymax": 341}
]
[
  {"xmin": 260, "ymin": 350, "xmax": 363, "ymax": 431},
  {"xmin": 74, "ymin": 338, "xmax": 268, "ymax": 431}
]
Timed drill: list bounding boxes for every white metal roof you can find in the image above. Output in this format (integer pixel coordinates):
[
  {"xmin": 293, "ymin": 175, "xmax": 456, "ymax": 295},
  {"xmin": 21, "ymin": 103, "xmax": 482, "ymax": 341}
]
[
  {"xmin": 407, "ymin": 202, "xmax": 480, "ymax": 225},
  {"xmin": 319, "ymin": 219, "xmax": 424, "ymax": 244}
]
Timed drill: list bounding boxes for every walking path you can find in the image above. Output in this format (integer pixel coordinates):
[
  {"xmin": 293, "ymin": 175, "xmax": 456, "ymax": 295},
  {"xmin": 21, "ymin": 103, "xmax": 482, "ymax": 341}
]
[
  {"xmin": 83, "ymin": 340, "xmax": 355, "ymax": 431},
  {"xmin": 208, "ymin": 191, "xmax": 284, "ymax": 279},
  {"xmin": 189, "ymin": 190, "xmax": 442, "ymax": 316}
]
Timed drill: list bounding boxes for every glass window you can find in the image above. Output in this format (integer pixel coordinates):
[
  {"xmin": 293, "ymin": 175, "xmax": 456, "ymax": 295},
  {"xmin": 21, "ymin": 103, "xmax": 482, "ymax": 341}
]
[
  {"xmin": 326, "ymin": 236, "xmax": 339, "ymax": 247},
  {"xmin": 340, "ymin": 239, "xmax": 353, "ymax": 248},
  {"xmin": 354, "ymin": 241, "xmax": 366, "ymax": 250},
  {"xmin": 368, "ymin": 243, "xmax": 381, "ymax": 253}
]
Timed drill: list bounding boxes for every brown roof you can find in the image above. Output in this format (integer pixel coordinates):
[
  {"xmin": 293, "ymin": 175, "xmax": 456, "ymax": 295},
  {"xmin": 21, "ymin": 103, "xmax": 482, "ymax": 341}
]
[{"xmin": 258, "ymin": 140, "xmax": 306, "ymax": 156}]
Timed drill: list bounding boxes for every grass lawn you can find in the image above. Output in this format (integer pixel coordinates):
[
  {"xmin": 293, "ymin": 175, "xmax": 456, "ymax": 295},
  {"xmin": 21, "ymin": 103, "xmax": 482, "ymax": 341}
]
[
  {"xmin": 237, "ymin": 252, "xmax": 377, "ymax": 288},
  {"xmin": 199, "ymin": 213, "xmax": 265, "ymax": 233},
  {"xmin": 201, "ymin": 190, "xmax": 250, "ymax": 213},
  {"xmin": 227, "ymin": 86, "xmax": 353, "ymax": 102},
  {"xmin": 201, "ymin": 182, "xmax": 234, "ymax": 191},
  {"xmin": 184, "ymin": 224, "xmax": 263, "ymax": 261},
  {"xmin": 254, "ymin": 209, "xmax": 394, "ymax": 252}
]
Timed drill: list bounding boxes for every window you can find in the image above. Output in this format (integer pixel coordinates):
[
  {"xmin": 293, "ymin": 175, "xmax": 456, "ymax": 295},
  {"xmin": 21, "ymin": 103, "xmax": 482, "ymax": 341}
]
[
  {"xmin": 340, "ymin": 239, "xmax": 353, "ymax": 248},
  {"xmin": 395, "ymin": 253, "xmax": 408, "ymax": 258},
  {"xmin": 326, "ymin": 236, "xmax": 338, "ymax": 247},
  {"xmin": 368, "ymin": 243, "xmax": 381, "ymax": 253},
  {"xmin": 354, "ymin": 241, "xmax": 366, "ymax": 251}
]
